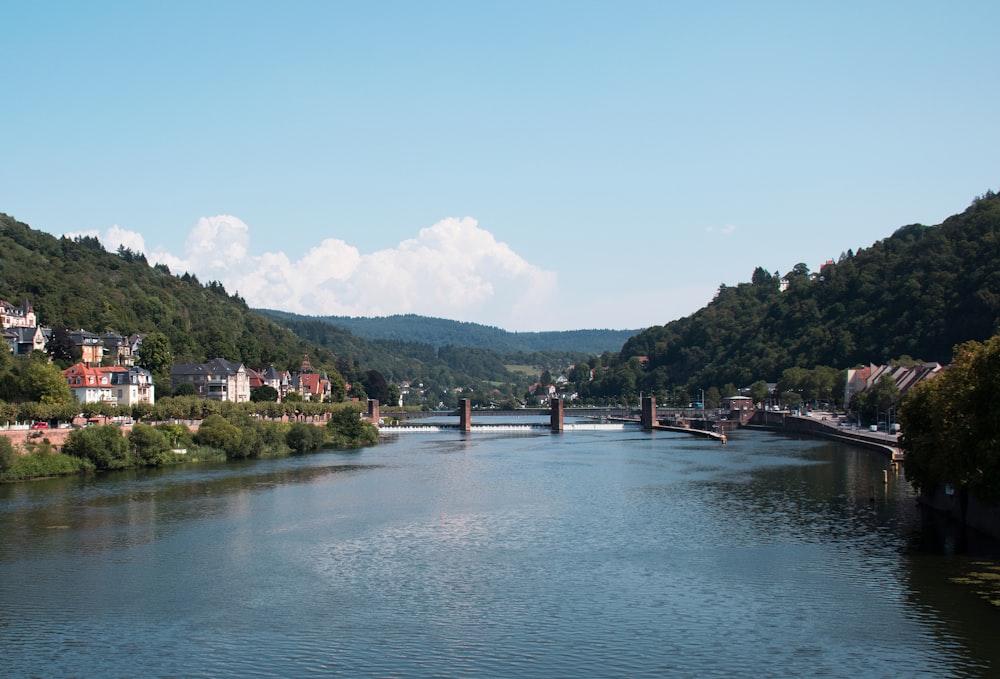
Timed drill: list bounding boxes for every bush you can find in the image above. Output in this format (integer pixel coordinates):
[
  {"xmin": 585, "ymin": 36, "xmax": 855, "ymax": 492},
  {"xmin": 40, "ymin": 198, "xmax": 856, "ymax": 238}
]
[
  {"xmin": 327, "ymin": 408, "xmax": 378, "ymax": 448},
  {"xmin": 0, "ymin": 436, "xmax": 17, "ymax": 473},
  {"xmin": 63, "ymin": 425, "xmax": 134, "ymax": 471},
  {"xmin": 155, "ymin": 423, "xmax": 194, "ymax": 450},
  {"xmin": 287, "ymin": 422, "xmax": 328, "ymax": 454},
  {"xmin": 128, "ymin": 424, "xmax": 174, "ymax": 466},
  {"xmin": 194, "ymin": 414, "xmax": 244, "ymax": 459},
  {"xmin": 1, "ymin": 448, "xmax": 94, "ymax": 481}
]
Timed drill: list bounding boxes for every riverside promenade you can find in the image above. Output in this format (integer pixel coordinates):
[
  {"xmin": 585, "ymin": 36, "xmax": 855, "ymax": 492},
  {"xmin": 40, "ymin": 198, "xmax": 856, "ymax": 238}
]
[{"xmin": 745, "ymin": 410, "xmax": 902, "ymax": 460}]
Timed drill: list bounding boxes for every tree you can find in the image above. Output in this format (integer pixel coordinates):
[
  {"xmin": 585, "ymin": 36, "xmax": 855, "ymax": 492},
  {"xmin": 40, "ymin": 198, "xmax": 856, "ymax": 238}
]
[
  {"xmin": 64, "ymin": 425, "xmax": 133, "ymax": 470},
  {"xmin": 900, "ymin": 336, "xmax": 1000, "ymax": 502},
  {"xmin": 286, "ymin": 422, "xmax": 327, "ymax": 454},
  {"xmin": 0, "ymin": 436, "xmax": 16, "ymax": 474},
  {"xmin": 24, "ymin": 360, "xmax": 73, "ymax": 405},
  {"xmin": 362, "ymin": 370, "xmax": 391, "ymax": 405},
  {"xmin": 705, "ymin": 386, "xmax": 722, "ymax": 409},
  {"xmin": 128, "ymin": 424, "xmax": 172, "ymax": 465},
  {"xmin": 173, "ymin": 381, "xmax": 197, "ymax": 397},
  {"xmin": 47, "ymin": 327, "xmax": 80, "ymax": 364},
  {"xmin": 749, "ymin": 380, "xmax": 770, "ymax": 404},
  {"xmin": 327, "ymin": 407, "xmax": 378, "ymax": 447},
  {"xmin": 869, "ymin": 374, "xmax": 900, "ymax": 417},
  {"xmin": 137, "ymin": 332, "xmax": 172, "ymax": 376},
  {"xmin": 194, "ymin": 414, "xmax": 243, "ymax": 458},
  {"xmin": 251, "ymin": 385, "xmax": 279, "ymax": 402}
]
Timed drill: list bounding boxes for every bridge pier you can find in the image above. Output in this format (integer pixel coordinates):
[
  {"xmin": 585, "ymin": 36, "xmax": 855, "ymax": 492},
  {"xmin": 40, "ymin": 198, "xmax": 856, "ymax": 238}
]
[
  {"xmin": 641, "ymin": 396, "xmax": 656, "ymax": 430},
  {"xmin": 459, "ymin": 398, "xmax": 471, "ymax": 432},
  {"xmin": 367, "ymin": 398, "xmax": 380, "ymax": 425},
  {"xmin": 551, "ymin": 399, "xmax": 564, "ymax": 432}
]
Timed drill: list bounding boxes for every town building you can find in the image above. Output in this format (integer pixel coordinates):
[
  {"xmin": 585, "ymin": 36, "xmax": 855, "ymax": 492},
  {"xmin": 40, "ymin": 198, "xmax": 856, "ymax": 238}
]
[
  {"xmin": 844, "ymin": 362, "xmax": 942, "ymax": 409},
  {"xmin": 63, "ymin": 363, "xmax": 155, "ymax": 405},
  {"xmin": 289, "ymin": 355, "xmax": 330, "ymax": 401},
  {"xmin": 3, "ymin": 325, "xmax": 47, "ymax": 355},
  {"xmin": 0, "ymin": 297, "xmax": 36, "ymax": 329},
  {"xmin": 69, "ymin": 330, "xmax": 105, "ymax": 366},
  {"xmin": 170, "ymin": 358, "xmax": 251, "ymax": 402}
]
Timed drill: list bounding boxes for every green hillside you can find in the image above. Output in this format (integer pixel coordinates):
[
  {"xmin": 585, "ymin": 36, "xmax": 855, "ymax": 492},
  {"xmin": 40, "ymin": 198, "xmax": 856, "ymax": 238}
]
[
  {"xmin": 0, "ymin": 212, "xmax": 327, "ymax": 373},
  {"xmin": 0, "ymin": 213, "xmax": 553, "ymax": 406},
  {"xmin": 258, "ymin": 311, "xmax": 639, "ymax": 354},
  {"xmin": 606, "ymin": 190, "xmax": 1000, "ymax": 396}
]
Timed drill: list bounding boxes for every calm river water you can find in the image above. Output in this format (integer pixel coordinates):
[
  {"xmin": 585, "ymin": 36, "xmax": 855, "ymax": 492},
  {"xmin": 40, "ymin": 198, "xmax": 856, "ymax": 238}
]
[{"xmin": 2, "ymin": 426, "xmax": 1000, "ymax": 678}]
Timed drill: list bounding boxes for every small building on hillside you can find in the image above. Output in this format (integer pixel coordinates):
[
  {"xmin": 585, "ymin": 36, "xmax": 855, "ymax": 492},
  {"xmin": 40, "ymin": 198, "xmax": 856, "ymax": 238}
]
[
  {"xmin": 0, "ymin": 297, "xmax": 36, "ymax": 329},
  {"xmin": 101, "ymin": 333, "xmax": 136, "ymax": 366},
  {"xmin": 70, "ymin": 330, "xmax": 105, "ymax": 366},
  {"xmin": 3, "ymin": 325, "xmax": 47, "ymax": 355}
]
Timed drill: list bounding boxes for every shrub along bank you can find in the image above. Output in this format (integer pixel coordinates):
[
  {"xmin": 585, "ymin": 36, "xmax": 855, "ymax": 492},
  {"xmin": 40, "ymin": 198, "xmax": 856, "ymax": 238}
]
[{"xmin": 0, "ymin": 407, "xmax": 379, "ymax": 481}]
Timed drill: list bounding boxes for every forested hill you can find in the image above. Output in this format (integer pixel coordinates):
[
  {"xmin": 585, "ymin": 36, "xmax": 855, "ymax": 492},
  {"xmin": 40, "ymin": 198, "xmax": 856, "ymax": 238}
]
[
  {"xmin": 257, "ymin": 311, "xmax": 639, "ymax": 355},
  {"xmin": 618, "ymin": 190, "xmax": 1000, "ymax": 390},
  {"xmin": 0, "ymin": 212, "xmax": 331, "ymax": 372}
]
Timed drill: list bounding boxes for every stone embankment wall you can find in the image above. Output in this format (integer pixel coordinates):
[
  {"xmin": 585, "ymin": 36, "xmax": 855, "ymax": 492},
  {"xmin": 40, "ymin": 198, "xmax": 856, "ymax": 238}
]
[
  {"xmin": 1, "ymin": 428, "xmax": 75, "ymax": 449},
  {"xmin": 919, "ymin": 485, "xmax": 1000, "ymax": 541}
]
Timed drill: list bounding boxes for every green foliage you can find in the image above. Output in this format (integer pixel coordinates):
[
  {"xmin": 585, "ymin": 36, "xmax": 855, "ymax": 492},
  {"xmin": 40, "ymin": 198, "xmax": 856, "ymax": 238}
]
[
  {"xmin": 250, "ymin": 385, "xmax": 279, "ymax": 402},
  {"xmin": 47, "ymin": 327, "xmax": 80, "ymax": 363},
  {"xmin": 0, "ymin": 447, "xmax": 94, "ymax": 481},
  {"xmin": 137, "ymin": 332, "xmax": 172, "ymax": 376},
  {"xmin": 173, "ymin": 382, "xmax": 197, "ymax": 397},
  {"xmin": 286, "ymin": 422, "xmax": 328, "ymax": 454},
  {"xmin": 63, "ymin": 425, "xmax": 134, "ymax": 470},
  {"xmin": 586, "ymin": 190, "xmax": 1000, "ymax": 399},
  {"xmin": 261, "ymin": 311, "xmax": 638, "ymax": 354},
  {"xmin": 900, "ymin": 335, "xmax": 1000, "ymax": 502},
  {"xmin": 128, "ymin": 423, "xmax": 174, "ymax": 465},
  {"xmin": 0, "ymin": 436, "xmax": 16, "ymax": 473},
  {"xmin": 194, "ymin": 414, "xmax": 244, "ymax": 459},
  {"xmin": 0, "ymin": 211, "xmax": 343, "ymax": 385},
  {"xmin": 155, "ymin": 423, "xmax": 194, "ymax": 449},
  {"xmin": 327, "ymin": 407, "xmax": 378, "ymax": 448},
  {"xmin": 749, "ymin": 380, "xmax": 770, "ymax": 403},
  {"xmin": 24, "ymin": 360, "xmax": 74, "ymax": 404}
]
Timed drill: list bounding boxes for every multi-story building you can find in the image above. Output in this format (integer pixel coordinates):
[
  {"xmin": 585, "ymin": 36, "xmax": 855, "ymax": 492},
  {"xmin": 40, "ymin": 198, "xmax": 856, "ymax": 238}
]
[
  {"xmin": 170, "ymin": 358, "xmax": 251, "ymax": 402},
  {"xmin": 0, "ymin": 297, "xmax": 36, "ymax": 329},
  {"xmin": 63, "ymin": 363, "xmax": 156, "ymax": 405}
]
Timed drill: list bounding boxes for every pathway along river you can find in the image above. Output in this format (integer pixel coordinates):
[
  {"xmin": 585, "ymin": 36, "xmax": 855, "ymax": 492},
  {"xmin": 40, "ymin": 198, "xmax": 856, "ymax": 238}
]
[{"xmin": 2, "ymin": 427, "xmax": 1000, "ymax": 677}]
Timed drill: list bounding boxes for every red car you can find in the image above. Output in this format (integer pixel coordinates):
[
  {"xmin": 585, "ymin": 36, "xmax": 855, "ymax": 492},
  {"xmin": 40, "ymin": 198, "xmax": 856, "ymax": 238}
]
[{"xmin": 29, "ymin": 421, "xmax": 49, "ymax": 429}]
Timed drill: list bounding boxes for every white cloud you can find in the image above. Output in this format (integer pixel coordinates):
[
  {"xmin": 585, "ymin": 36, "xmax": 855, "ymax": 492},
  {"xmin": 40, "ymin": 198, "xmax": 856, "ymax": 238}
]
[
  {"xmin": 104, "ymin": 224, "xmax": 147, "ymax": 253},
  {"xmin": 704, "ymin": 223, "xmax": 737, "ymax": 235},
  {"xmin": 94, "ymin": 215, "xmax": 559, "ymax": 330}
]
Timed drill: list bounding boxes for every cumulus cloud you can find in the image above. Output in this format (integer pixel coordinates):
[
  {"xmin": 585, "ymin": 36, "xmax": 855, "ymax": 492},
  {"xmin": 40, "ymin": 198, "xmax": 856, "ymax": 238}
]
[{"xmin": 94, "ymin": 215, "xmax": 559, "ymax": 330}]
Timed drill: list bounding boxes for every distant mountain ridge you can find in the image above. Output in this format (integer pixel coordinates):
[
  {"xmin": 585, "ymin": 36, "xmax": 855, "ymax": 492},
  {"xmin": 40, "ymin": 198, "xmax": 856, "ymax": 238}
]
[{"xmin": 255, "ymin": 311, "xmax": 640, "ymax": 355}]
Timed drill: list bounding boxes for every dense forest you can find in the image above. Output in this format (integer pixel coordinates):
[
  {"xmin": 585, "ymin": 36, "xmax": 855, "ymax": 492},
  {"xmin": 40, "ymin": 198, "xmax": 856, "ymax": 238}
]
[
  {"xmin": 586, "ymin": 190, "xmax": 1000, "ymax": 401},
  {"xmin": 0, "ymin": 212, "xmax": 328, "ymax": 372},
  {"xmin": 260, "ymin": 311, "xmax": 638, "ymax": 354}
]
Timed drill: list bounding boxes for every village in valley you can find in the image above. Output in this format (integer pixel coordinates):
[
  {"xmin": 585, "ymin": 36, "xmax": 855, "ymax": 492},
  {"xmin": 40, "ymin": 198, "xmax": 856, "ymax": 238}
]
[{"xmin": 2, "ymin": 295, "xmax": 336, "ymax": 410}]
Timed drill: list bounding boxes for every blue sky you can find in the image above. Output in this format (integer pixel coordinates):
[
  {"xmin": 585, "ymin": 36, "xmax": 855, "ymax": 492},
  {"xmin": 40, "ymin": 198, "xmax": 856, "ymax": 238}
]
[{"xmin": 2, "ymin": 1, "xmax": 997, "ymax": 331}]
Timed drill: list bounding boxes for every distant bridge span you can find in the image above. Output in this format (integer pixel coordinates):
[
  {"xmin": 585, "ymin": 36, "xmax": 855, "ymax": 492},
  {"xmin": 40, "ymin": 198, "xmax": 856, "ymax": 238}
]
[{"xmin": 373, "ymin": 398, "xmax": 727, "ymax": 441}]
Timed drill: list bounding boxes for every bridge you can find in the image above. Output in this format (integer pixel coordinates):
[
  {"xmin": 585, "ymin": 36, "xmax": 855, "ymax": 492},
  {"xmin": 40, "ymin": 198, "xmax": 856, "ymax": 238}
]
[{"xmin": 373, "ymin": 397, "xmax": 728, "ymax": 442}]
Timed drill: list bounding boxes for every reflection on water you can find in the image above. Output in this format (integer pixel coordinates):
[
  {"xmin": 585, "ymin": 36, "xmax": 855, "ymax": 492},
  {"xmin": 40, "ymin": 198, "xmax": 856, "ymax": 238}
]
[{"xmin": 1, "ymin": 429, "xmax": 999, "ymax": 678}]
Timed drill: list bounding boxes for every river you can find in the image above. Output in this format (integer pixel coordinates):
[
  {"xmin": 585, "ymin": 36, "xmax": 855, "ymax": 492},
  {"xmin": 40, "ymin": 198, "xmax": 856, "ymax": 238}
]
[{"xmin": 2, "ymin": 426, "xmax": 999, "ymax": 677}]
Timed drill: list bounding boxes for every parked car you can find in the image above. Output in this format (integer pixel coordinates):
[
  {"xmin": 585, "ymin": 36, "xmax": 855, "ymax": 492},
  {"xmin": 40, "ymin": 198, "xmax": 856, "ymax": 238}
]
[{"xmin": 29, "ymin": 421, "xmax": 49, "ymax": 429}]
